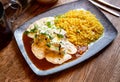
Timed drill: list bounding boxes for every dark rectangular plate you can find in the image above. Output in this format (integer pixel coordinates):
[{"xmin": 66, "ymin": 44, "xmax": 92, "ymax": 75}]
[{"xmin": 14, "ymin": 0, "xmax": 118, "ymax": 76}]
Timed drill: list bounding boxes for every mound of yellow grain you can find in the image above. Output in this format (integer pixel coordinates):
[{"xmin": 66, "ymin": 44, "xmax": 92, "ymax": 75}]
[{"xmin": 55, "ymin": 9, "xmax": 104, "ymax": 46}]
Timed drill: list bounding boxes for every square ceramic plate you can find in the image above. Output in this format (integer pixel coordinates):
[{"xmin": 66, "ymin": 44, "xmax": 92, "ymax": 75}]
[{"xmin": 14, "ymin": 0, "xmax": 118, "ymax": 76}]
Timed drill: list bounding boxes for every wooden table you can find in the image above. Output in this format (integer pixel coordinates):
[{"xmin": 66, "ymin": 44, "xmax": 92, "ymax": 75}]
[{"xmin": 0, "ymin": 0, "xmax": 120, "ymax": 82}]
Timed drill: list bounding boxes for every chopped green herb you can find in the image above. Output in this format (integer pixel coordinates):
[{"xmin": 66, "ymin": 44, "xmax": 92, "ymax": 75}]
[
  {"xmin": 46, "ymin": 43, "xmax": 51, "ymax": 47},
  {"xmin": 48, "ymin": 35, "xmax": 53, "ymax": 40},
  {"xmin": 30, "ymin": 28, "xmax": 37, "ymax": 33},
  {"xmin": 34, "ymin": 24, "xmax": 39, "ymax": 29},
  {"xmin": 60, "ymin": 41, "xmax": 63, "ymax": 45},
  {"xmin": 24, "ymin": 31, "xmax": 30, "ymax": 34},
  {"xmin": 60, "ymin": 29, "xmax": 62, "ymax": 32},
  {"xmin": 57, "ymin": 34, "xmax": 64, "ymax": 38},
  {"xmin": 41, "ymin": 32, "xmax": 47, "ymax": 35},
  {"xmin": 30, "ymin": 24, "xmax": 38, "ymax": 33},
  {"xmin": 34, "ymin": 34, "xmax": 37, "ymax": 38},
  {"xmin": 46, "ymin": 21, "xmax": 51, "ymax": 28}
]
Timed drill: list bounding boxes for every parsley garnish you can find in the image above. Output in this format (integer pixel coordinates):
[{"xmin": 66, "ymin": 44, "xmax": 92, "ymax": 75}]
[
  {"xmin": 41, "ymin": 32, "xmax": 47, "ymax": 35},
  {"xmin": 24, "ymin": 31, "xmax": 30, "ymax": 34},
  {"xmin": 46, "ymin": 21, "xmax": 51, "ymax": 28},
  {"xmin": 30, "ymin": 24, "xmax": 39, "ymax": 33},
  {"xmin": 34, "ymin": 24, "xmax": 39, "ymax": 29},
  {"xmin": 46, "ymin": 43, "xmax": 51, "ymax": 47},
  {"xmin": 48, "ymin": 35, "xmax": 53, "ymax": 40},
  {"xmin": 57, "ymin": 34, "xmax": 64, "ymax": 38},
  {"xmin": 34, "ymin": 34, "xmax": 37, "ymax": 38}
]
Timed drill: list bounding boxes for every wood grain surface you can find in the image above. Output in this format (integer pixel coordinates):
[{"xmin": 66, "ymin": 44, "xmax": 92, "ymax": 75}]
[{"xmin": 0, "ymin": 0, "xmax": 120, "ymax": 82}]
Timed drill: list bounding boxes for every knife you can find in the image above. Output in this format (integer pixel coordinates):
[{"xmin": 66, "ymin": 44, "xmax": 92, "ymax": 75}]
[
  {"xmin": 89, "ymin": 0, "xmax": 120, "ymax": 17},
  {"xmin": 96, "ymin": 0, "xmax": 120, "ymax": 10}
]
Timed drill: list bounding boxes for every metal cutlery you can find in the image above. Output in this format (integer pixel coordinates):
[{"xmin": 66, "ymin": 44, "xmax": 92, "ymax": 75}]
[
  {"xmin": 96, "ymin": 0, "xmax": 120, "ymax": 10},
  {"xmin": 89, "ymin": 0, "xmax": 120, "ymax": 17}
]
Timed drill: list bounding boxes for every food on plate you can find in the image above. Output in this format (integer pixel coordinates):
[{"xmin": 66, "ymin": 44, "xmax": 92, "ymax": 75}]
[
  {"xmin": 55, "ymin": 9, "xmax": 104, "ymax": 46},
  {"xmin": 23, "ymin": 9, "xmax": 104, "ymax": 65}
]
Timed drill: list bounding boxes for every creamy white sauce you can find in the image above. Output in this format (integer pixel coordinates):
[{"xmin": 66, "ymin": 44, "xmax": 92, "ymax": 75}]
[{"xmin": 26, "ymin": 17, "xmax": 77, "ymax": 64}]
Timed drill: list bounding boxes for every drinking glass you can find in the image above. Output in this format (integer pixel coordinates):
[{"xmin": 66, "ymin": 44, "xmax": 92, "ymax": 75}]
[
  {"xmin": 0, "ymin": 2, "xmax": 13, "ymax": 50},
  {"xmin": 0, "ymin": 0, "xmax": 32, "ymax": 50}
]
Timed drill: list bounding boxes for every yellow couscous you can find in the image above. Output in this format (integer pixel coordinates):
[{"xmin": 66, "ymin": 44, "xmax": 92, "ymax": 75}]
[{"xmin": 55, "ymin": 9, "xmax": 104, "ymax": 46}]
